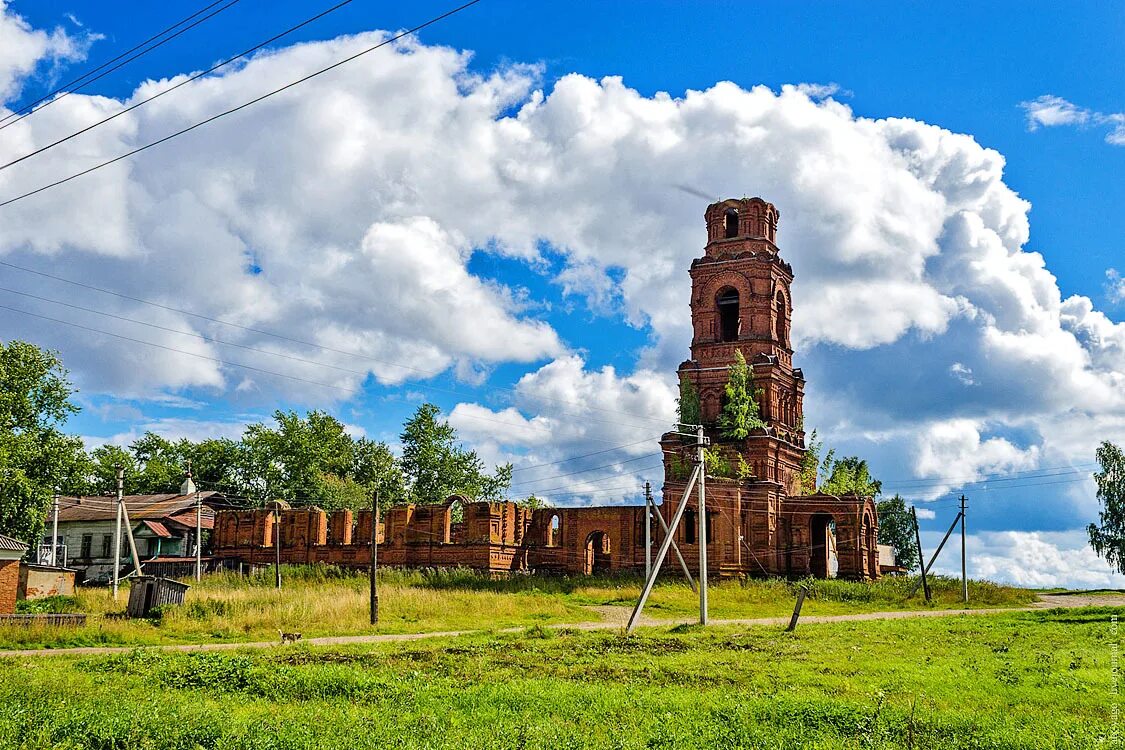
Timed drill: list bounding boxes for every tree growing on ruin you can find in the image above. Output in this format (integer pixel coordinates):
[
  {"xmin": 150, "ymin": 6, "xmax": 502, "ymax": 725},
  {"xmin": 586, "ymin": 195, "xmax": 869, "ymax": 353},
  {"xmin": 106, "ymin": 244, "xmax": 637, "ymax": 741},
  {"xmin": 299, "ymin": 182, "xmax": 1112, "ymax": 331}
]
[
  {"xmin": 677, "ymin": 376, "xmax": 702, "ymax": 428},
  {"xmin": 717, "ymin": 350, "xmax": 766, "ymax": 440},
  {"xmin": 1088, "ymin": 440, "xmax": 1125, "ymax": 575},
  {"xmin": 798, "ymin": 429, "xmax": 822, "ymax": 494},
  {"xmin": 818, "ymin": 454, "xmax": 882, "ymax": 497}
]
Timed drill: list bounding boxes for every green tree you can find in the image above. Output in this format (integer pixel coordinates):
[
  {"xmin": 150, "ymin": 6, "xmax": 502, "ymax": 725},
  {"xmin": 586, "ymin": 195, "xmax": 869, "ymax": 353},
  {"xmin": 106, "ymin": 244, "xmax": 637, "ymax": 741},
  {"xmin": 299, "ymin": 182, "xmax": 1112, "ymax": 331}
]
[
  {"xmin": 237, "ymin": 410, "xmax": 400, "ymax": 511},
  {"xmin": 400, "ymin": 403, "xmax": 511, "ymax": 505},
  {"xmin": 1088, "ymin": 441, "xmax": 1125, "ymax": 575},
  {"xmin": 798, "ymin": 429, "xmax": 822, "ymax": 494},
  {"xmin": 819, "ymin": 455, "xmax": 882, "ymax": 497},
  {"xmin": 677, "ymin": 376, "xmax": 702, "ymax": 428},
  {"xmin": 717, "ymin": 350, "xmax": 765, "ymax": 441},
  {"xmin": 876, "ymin": 495, "xmax": 920, "ymax": 570},
  {"xmin": 0, "ymin": 341, "xmax": 91, "ymax": 548},
  {"xmin": 89, "ymin": 444, "xmax": 139, "ymax": 495}
]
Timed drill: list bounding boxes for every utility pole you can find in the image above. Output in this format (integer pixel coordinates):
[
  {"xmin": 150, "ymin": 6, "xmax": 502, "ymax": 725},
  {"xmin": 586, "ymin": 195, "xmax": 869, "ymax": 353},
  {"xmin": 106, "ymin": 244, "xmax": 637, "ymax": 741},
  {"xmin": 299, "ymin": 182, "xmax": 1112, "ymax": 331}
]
[
  {"xmin": 627, "ymin": 425, "xmax": 708, "ymax": 634},
  {"xmin": 49, "ymin": 491, "xmax": 59, "ymax": 567},
  {"xmin": 644, "ymin": 481, "xmax": 652, "ymax": 581},
  {"xmin": 274, "ymin": 500, "xmax": 282, "ymax": 590},
  {"xmin": 181, "ymin": 461, "xmax": 200, "ymax": 581},
  {"xmin": 112, "ymin": 465, "xmax": 124, "ymax": 601},
  {"xmin": 696, "ymin": 424, "xmax": 708, "ymax": 625},
  {"xmin": 911, "ymin": 505, "xmax": 931, "ymax": 603},
  {"xmin": 370, "ymin": 490, "xmax": 379, "ymax": 625},
  {"xmin": 960, "ymin": 495, "xmax": 968, "ymax": 604}
]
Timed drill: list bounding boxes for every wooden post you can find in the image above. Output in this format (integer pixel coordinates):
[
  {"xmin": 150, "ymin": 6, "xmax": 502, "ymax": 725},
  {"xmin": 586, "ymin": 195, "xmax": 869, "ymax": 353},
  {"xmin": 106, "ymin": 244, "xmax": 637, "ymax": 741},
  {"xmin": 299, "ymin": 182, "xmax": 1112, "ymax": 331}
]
[
  {"xmin": 786, "ymin": 589, "xmax": 807, "ymax": 632},
  {"xmin": 370, "ymin": 490, "xmax": 379, "ymax": 625}
]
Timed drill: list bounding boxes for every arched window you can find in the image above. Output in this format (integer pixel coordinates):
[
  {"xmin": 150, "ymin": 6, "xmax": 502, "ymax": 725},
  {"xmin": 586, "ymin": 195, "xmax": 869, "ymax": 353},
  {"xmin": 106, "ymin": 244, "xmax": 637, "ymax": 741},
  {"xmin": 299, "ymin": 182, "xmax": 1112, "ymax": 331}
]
[
  {"xmin": 548, "ymin": 514, "xmax": 560, "ymax": 547},
  {"xmin": 775, "ymin": 293, "xmax": 788, "ymax": 347},
  {"xmin": 724, "ymin": 208, "xmax": 739, "ymax": 238},
  {"xmin": 717, "ymin": 288, "xmax": 740, "ymax": 342}
]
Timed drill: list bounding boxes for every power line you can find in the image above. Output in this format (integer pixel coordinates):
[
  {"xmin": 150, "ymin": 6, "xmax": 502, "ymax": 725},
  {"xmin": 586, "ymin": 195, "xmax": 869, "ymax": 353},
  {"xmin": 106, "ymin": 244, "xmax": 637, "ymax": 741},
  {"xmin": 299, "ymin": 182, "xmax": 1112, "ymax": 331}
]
[
  {"xmin": 0, "ymin": 286, "xmax": 668, "ymax": 435},
  {"xmin": 0, "ymin": 302, "xmax": 642, "ymax": 444},
  {"xmin": 0, "ymin": 260, "xmax": 675, "ymax": 429},
  {"xmin": 510, "ymin": 452, "xmax": 662, "ymax": 488},
  {"xmin": 0, "ymin": 0, "xmax": 361, "ymax": 172},
  {"xmin": 0, "ymin": 0, "xmax": 244, "ymax": 132},
  {"xmin": 510, "ymin": 437, "xmax": 662, "ymax": 473},
  {"xmin": 0, "ymin": 0, "xmax": 484, "ymax": 209}
]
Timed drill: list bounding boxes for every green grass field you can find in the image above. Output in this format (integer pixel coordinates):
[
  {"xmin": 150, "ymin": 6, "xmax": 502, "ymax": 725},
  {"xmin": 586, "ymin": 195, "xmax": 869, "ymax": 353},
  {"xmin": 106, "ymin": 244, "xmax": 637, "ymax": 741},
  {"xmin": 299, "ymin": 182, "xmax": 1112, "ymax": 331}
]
[
  {"xmin": 0, "ymin": 607, "xmax": 1118, "ymax": 749},
  {"xmin": 0, "ymin": 566, "xmax": 1038, "ymax": 650}
]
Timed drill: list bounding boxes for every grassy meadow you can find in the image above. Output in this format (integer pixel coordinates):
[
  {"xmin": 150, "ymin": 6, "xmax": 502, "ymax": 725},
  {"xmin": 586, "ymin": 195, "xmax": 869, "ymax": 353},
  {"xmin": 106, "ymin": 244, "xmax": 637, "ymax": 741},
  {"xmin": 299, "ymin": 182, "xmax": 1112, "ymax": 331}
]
[
  {"xmin": 0, "ymin": 607, "xmax": 1119, "ymax": 749},
  {"xmin": 0, "ymin": 565, "xmax": 1038, "ymax": 650}
]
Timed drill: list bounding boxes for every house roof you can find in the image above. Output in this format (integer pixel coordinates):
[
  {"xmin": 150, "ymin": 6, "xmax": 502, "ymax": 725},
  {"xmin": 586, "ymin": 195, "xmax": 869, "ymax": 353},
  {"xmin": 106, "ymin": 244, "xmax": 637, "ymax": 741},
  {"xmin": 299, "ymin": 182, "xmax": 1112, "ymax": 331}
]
[
  {"xmin": 56, "ymin": 491, "xmax": 222, "ymax": 524},
  {"xmin": 0, "ymin": 534, "xmax": 28, "ymax": 553},
  {"xmin": 141, "ymin": 520, "xmax": 172, "ymax": 538}
]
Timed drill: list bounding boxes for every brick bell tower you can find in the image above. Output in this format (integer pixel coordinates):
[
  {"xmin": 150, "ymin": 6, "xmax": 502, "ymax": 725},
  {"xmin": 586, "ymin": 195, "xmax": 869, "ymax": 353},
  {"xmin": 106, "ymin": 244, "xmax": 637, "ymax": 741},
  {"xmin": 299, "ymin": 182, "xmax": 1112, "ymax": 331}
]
[{"xmin": 671, "ymin": 197, "xmax": 807, "ymax": 494}]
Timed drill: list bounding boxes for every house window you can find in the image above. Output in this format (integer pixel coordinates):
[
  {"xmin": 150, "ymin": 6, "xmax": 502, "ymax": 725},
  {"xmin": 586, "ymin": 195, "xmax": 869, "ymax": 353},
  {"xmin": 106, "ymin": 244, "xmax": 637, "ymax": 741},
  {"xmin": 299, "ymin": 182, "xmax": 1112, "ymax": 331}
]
[
  {"xmin": 684, "ymin": 509, "xmax": 697, "ymax": 545},
  {"xmin": 80, "ymin": 534, "xmax": 92, "ymax": 559},
  {"xmin": 101, "ymin": 534, "xmax": 112, "ymax": 558}
]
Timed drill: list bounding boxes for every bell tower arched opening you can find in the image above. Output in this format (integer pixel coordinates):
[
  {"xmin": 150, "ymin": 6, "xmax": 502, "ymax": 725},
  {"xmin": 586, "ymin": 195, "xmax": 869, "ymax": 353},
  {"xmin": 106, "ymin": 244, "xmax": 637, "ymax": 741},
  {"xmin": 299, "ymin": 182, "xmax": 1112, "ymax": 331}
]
[
  {"xmin": 717, "ymin": 288, "xmax": 740, "ymax": 342},
  {"xmin": 775, "ymin": 292, "xmax": 789, "ymax": 348},
  {"xmin": 724, "ymin": 208, "xmax": 739, "ymax": 238}
]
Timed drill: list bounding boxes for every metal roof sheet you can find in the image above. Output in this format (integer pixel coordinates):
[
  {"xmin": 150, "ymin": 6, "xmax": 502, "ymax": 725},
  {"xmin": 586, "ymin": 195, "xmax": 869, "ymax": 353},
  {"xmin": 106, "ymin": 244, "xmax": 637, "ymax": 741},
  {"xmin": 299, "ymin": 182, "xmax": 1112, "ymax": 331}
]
[
  {"xmin": 55, "ymin": 491, "xmax": 223, "ymax": 523},
  {"xmin": 0, "ymin": 534, "xmax": 29, "ymax": 552}
]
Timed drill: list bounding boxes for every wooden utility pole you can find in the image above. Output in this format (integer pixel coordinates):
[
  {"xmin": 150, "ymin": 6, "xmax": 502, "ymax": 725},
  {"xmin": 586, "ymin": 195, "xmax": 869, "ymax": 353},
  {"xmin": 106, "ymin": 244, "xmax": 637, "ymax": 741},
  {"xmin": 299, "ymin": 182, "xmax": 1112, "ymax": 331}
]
[
  {"xmin": 112, "ymin": 465, "xmax": 124, "ymax": 601},
  {"xmin": 911, "ymin": 506, "xmax": 931, "ymax": 602},
  {"xmin": 370, "ymin": 490, "xmax": 379, "ymax": 625},
  {"xmin": 960, "ymin": 495, "xmax": 968, "ymax": 604},
  {"xmin": 274, "ymin": 500, "xmax": 282, "ymax": 590}
]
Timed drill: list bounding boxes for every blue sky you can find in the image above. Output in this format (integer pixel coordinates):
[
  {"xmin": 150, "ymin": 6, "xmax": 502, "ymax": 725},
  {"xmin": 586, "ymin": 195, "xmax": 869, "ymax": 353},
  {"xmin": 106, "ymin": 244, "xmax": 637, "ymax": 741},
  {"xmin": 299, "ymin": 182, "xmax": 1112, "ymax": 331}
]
[{"xmin": 2, "ymin": 0, "xmax": 1123, "ymax": 586}]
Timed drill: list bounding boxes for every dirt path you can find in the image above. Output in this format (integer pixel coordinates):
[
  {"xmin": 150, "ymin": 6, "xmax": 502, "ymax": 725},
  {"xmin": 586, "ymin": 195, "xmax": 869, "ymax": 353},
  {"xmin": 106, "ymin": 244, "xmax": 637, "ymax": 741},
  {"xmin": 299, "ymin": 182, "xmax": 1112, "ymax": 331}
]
[{"xmin": 2, "ymin": 593, "xmax": 1120, "ymax": 659}]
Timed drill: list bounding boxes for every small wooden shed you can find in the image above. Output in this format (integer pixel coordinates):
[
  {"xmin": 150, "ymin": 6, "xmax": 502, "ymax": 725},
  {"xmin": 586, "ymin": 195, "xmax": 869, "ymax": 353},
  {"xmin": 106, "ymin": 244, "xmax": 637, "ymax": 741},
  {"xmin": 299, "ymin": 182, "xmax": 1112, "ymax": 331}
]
[{"xmin": 126, "ymin": 576, "xmax": 190, "ymax": 618}]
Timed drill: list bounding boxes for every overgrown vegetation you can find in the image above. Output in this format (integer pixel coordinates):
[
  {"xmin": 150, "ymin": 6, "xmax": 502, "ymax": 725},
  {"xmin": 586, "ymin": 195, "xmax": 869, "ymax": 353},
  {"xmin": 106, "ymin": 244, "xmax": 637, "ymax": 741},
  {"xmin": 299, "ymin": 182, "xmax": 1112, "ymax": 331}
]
[
  {"xmin": 0, "ymin": 607, "xmax": 1116, "ymax": 748},
  {"xmin": 0, "ymin": 566, "xmax": 1036, "ymax": 651},
  {"xmin": 676, "ymin": 375, "xmax": 701, "ymax": 428},
  {"xmin": 876, "ymin": 495, "xmax": 920, "ymax": 570},
  {"xmin": 717, "ymin": 350, "xmax": 766, "ymax": 440}
]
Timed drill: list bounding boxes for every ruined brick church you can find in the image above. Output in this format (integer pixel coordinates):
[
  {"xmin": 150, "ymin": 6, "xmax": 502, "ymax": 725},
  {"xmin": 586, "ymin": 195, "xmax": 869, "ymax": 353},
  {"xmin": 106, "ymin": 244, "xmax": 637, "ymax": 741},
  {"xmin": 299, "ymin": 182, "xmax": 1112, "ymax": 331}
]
[{"xmin": 212, "ymin": 198, "xmax": 880, "ymax": 580}]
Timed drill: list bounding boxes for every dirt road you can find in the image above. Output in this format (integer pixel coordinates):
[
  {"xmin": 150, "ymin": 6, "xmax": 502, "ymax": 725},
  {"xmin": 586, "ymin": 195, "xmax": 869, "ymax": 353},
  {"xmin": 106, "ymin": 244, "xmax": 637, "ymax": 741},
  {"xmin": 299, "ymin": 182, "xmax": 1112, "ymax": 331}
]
[{"xmin": 2, "ymin": 592, "xmax": 1120, "ymax": 659}]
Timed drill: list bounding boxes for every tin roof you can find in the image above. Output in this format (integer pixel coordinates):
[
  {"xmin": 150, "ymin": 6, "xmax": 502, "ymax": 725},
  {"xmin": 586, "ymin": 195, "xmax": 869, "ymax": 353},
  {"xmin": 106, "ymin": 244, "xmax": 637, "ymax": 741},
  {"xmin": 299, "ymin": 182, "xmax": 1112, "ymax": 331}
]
[
  {"xmin": 56, "ymin": 491, "xmax": 222, "ymax": 523},
  {"xmin": 141, "ymin": 520, "xmax": 172, "ymax": 538},
  {"xmin": 0, "ymin": 534, "xmax": 29, "ymax": 552}
]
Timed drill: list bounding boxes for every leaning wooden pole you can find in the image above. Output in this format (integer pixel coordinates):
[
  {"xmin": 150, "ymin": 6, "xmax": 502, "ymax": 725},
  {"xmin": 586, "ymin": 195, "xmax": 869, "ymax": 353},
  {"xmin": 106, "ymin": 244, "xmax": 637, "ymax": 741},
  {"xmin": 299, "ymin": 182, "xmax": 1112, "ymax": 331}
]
[{"xmin": 911, "ymin": 506, "xmax": 931, "ymax": 603}]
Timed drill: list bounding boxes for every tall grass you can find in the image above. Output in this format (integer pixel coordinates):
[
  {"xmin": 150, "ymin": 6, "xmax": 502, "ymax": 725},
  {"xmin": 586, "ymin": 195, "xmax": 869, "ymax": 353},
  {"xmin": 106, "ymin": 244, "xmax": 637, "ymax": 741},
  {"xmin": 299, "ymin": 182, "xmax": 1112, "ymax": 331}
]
[{"xmin": 0, "ymin": 565, "xmax": 1038, "ymax": 650}]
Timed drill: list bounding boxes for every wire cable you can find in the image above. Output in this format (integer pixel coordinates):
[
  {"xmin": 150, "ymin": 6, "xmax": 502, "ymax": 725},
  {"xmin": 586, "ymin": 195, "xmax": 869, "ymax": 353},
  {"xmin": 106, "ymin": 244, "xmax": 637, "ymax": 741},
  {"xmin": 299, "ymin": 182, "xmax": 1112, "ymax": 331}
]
[
  {"xmin": 0, "ymin": 260, "xmax": 676, "ymax": 430},
  {"xmin": 0, "ymin": 0, "xmax": 360, "ymax": 172},
  {"xmin": 0, "ymin": 0, "xmax": 245, "ymax": 132},
  {"xmin": 0, "ymin": 0, "xmax": 484, "ymax": 208}
]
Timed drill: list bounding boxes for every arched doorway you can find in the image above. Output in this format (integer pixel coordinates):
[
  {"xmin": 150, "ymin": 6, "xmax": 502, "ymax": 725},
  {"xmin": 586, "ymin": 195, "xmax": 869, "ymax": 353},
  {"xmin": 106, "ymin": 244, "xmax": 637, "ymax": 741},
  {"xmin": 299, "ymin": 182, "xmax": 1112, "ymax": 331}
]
[
  {"xmin": 809, "ymin": 513, "xmax": 836, "ymax": 578},
  {"xmin": 585, "ymin": 531, "xmax": 611, "ymax": 575}
]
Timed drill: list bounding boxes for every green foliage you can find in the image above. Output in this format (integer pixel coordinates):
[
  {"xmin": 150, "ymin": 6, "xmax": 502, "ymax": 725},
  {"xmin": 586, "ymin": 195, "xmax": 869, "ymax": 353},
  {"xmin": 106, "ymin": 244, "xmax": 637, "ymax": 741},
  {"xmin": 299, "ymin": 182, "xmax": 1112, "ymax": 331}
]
[
  {"xmin": 818, "ymin": 454, "xmax": 882, "ymax": 497},
  {"xmin": 0, "ymin": 340, "xmax": 90, "ymax": 548},
  {"xmin": 798, "ymin": 429, "xmax": 821, "ymax": 494},
  {"xmin": 736, "ymin": 455, "xmax": 755, "ymax": 481},
  {"xmin": 400, "ymin": 404, "xmax": 511, "ymax": 505},
  {"xmin": 518, "ymin": 495, "xmax": 547, "ymax": 510},
  {"xmin": 717, "ymin": 350, "xmax": 766, "ymax": 440},
  {"xmin": 676, "ymin": 376, "xmax": 701, "ymax": 428},
  {"xmin": 876, "ymin": 495, "xmax": 920, "ymax": 571},
  {"xmin": 1088, "ymin": 440, "xmax": 1125, "ymax": 574},
  {"xmin": 667, "ymin": 454, "xmax": 691, "ymax": 481},
  {"xmin": 703, "ymin": 448, "xmax": 734, "ymax": 478}
]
